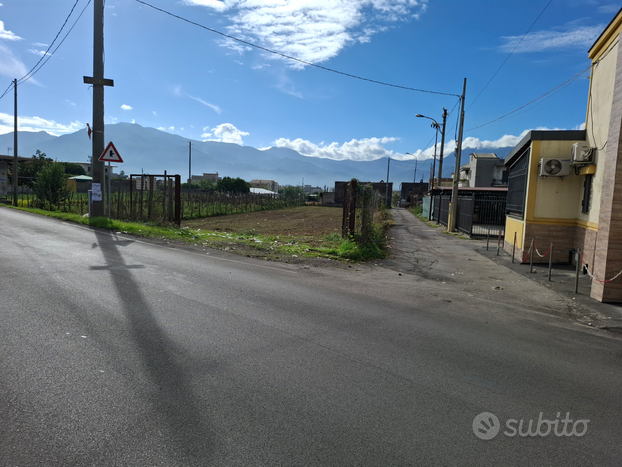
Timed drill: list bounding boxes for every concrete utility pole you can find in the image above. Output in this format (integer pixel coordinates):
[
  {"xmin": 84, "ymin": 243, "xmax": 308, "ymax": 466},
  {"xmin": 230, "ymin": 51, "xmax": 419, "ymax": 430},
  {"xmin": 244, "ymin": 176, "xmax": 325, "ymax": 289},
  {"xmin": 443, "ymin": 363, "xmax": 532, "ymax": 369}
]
[
  {"xmin": 91, "ymin": 0, "xmax": 105, "ymax": 217},
  {"xmin": 386, "ymin": 157, "xmax": 391, "ymax": 207},
  {"xmin": 188, "ymin": 141, "xmax": 192, "ymax": 184},
  {"xmin": 437, "ymin": 107, "xmax": 448, "ymax": 184},
  {"xmin": 12, "ymin": 79, "xmax": 17, "ymax": 207},
  {"xmin": 448, "ymin": 78, "xmax": 467, "ymax": 232}
]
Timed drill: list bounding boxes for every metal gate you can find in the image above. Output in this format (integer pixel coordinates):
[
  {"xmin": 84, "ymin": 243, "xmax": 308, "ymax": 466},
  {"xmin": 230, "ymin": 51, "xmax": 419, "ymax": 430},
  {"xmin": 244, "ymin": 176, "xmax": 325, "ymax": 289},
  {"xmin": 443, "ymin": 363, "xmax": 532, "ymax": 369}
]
[{"xmin": 432, "ymin": 192, "xmax": 506, "ymax": 237}]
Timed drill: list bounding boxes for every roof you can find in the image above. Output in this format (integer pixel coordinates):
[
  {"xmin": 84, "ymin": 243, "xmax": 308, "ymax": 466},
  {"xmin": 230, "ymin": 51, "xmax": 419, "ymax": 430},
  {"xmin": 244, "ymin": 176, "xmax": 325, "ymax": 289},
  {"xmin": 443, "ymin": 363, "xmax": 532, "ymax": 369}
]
[
  {"xmin": 470, "ymin": 153, "xmax": 499, "ymax": 159},
  {"xmin": 0, "ymin": 155, "xmax": 30, "ymax": 163},
  {"xmin": 69, "ymin": 175, "xmax": 93, "ymax": 181},
  {"xmin": 504, "ymin": 130, "xmax": 586, "ymax": 167},
  {"xmin": 250, "ymin": 187, "xmax": 274, "ymax": 194},
  {"xmin": 588, "ymin": 8, "xmax": 622, "ymax": 59},
  {"xmin": 436, "ymin": 186, "xmax": 508, "ymax": 192}
]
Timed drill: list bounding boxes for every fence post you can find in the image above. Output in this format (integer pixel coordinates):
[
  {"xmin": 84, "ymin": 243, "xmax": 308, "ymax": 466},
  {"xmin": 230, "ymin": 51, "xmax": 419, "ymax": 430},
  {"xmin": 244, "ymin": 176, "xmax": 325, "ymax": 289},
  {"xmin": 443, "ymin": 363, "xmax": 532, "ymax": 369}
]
[
  {"xmin": 575, "ymin": 249, "xmax": 581, "ymax": 294},
  {"xmin": 529, "ymin": 238, "xmax": 534, "ymax": 273},
  {"xmin": 497, "ymin": 230, "xmax": 502, "ymax": 256},
  {"xmin": 486, "ymin": 226, "xmax": 490, "ymax": 251},
  {"xmin": 175, "ymin": 175, "xmax": 181, "ymax": 226},
  {"xmin": 512, "ymin": 231, "xmax": 517, "ymax": 263},
  {"xmin": 548, "ymin": 243, "xmax": 553, "ymax": 281}
]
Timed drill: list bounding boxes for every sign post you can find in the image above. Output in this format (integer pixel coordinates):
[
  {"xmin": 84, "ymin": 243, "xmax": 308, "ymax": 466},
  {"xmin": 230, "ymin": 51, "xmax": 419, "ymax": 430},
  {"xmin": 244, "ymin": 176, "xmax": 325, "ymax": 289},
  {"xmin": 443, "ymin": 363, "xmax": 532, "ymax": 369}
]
[{"xmin": 98, "ymin": 142, "xmax": 123, "ymax": 218}]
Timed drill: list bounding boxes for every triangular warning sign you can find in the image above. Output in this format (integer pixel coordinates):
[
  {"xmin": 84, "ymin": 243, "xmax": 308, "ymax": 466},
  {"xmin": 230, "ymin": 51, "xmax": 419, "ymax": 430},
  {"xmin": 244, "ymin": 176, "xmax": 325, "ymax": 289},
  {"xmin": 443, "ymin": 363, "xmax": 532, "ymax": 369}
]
[{"xmin": 99, "ymin": 141, "xmax": 123, "ymax": 163}]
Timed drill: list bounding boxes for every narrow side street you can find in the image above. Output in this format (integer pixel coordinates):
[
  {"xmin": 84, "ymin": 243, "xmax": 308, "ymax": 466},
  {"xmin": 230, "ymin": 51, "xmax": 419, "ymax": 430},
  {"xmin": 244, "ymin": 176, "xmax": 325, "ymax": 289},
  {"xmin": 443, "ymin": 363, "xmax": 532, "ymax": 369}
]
[{"xmin": 383, "ymin": 208, "xmax": 622, "ymax": 328}]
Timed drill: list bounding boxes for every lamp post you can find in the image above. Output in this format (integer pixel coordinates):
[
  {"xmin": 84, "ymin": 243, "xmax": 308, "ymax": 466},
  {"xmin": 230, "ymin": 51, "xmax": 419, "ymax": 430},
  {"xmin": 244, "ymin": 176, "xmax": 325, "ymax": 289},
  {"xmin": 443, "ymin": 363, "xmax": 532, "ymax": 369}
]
[{"xmin": 416, "ymin": 109, "xmax": 447, "ymax": 188}]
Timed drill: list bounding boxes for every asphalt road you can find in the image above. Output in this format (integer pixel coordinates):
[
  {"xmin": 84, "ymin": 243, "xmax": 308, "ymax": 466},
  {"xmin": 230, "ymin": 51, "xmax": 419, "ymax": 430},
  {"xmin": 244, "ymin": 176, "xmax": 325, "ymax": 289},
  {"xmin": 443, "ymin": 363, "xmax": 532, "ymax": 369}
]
[{"xmin": 1, "ymin": 207, "xmax": 621, "ymax": 466}]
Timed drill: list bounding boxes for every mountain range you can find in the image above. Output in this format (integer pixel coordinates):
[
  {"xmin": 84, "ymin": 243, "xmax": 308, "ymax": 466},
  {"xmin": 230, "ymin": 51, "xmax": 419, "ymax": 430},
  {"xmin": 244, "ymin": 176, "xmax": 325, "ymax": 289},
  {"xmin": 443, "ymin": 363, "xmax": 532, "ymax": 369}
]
[{"xmin": 0, "ymin": 123, "xmax": 513, "ymax": 189}]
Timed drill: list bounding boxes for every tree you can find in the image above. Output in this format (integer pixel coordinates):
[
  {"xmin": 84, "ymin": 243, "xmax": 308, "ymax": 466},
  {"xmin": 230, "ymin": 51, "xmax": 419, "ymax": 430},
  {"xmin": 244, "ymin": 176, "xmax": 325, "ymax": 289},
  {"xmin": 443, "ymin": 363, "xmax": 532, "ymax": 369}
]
[
  {"xmin": 216, "ymin": 176, "xmax": 250, "ymax": 193},
  {"xmin": 279, "ymin": 185, "xmax": 305, "ymax": 197},
  {"xmin": 59, "ymin": 162, "xmax": 86, "ymax": 176},
  {"xmin": 9, "ymin": 150, "xmax": 53, "ymax": 188},
  {"xmin": 34, "ymin": 162, "xmax": 70, "ymax": 210}
]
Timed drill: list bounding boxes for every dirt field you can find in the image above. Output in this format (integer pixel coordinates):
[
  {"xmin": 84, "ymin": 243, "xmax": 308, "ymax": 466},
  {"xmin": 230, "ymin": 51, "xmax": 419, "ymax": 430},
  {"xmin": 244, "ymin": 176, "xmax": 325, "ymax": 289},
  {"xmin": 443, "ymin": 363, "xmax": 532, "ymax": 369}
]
[
  {"xmin": 183, "ymin": 205, "xmax": 342, "ymax": 238},
  {"xmin": 181, "ymin": 206, "xmax": 346, "ymax": 264}
]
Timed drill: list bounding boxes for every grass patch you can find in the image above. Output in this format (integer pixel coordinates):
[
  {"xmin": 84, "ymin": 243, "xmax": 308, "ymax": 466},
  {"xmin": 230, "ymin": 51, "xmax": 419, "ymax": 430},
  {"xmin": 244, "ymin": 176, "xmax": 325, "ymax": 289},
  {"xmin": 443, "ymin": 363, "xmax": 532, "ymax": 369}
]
[{"xmin": 4, "ymin": 204, "xmax": 355, "ymax": 262}]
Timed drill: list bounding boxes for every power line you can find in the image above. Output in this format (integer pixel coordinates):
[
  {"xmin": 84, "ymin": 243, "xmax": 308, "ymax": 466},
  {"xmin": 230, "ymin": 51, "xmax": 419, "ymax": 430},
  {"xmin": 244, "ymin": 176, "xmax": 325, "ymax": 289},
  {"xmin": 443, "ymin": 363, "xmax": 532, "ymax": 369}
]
[
  {"xmin": 18, "ymin": 0, "xmax": 83, "ymax": 84},
  {"xmin": 0, "ymin": 0, "xmax": 91, "ymax": 101},
  {"xmin": 135, "ymin": 0, "xmax": 460, "ymax": 97},
  {"xmin": 466, "ymin": 65, "xmax": 590, "ymax": 132},
  {"xmin": 468, "ymin": 0, "xmax": 553, "ymax": 111}
]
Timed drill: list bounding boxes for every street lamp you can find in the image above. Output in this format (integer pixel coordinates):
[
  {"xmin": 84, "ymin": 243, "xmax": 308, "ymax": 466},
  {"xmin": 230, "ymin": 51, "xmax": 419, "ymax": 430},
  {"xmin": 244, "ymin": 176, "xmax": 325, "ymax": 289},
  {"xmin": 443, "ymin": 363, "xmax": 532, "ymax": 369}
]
[{"xmin": 416, "ymin": 109, "xmax": 448, "ymax": 189}]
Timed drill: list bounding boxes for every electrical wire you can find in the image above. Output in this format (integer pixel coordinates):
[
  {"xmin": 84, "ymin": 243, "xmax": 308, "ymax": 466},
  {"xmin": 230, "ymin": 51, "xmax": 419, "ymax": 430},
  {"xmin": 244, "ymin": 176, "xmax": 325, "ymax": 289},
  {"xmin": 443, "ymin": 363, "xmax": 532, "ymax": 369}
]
[
  {"xmin": 468, "ymin": 0, "xmax": 552, "ymax": 111},
  {"xmin": 0, "ymin": 0, "xmax": 91, "ymax": 101},
  {"xmin": 465, "ymin": 65, "xmax": 591, "ymax": 132},
  {"xmin": 135, "ymin": 0, "xmax": 460, "ymax": 97},
  {"xmin": 18, "ymin": 0, "xmax": 83, "ymax": 84}
]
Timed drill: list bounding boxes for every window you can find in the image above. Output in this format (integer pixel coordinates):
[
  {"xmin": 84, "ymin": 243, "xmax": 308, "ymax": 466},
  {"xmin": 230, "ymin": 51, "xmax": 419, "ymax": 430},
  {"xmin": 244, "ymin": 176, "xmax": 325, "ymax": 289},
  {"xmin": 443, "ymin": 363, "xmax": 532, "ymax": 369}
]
[
  {"xmin": 582, "ymin": 174, "xmax": 593, "ymax": 214},
  {"xmin": 506, "ymin": 147, "xmax": 530, "ymax": 218}
]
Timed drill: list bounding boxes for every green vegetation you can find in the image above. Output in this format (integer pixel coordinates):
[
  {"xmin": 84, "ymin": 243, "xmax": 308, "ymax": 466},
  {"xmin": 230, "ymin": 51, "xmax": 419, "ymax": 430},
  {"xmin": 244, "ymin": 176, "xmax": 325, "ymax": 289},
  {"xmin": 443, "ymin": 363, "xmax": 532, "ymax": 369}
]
[
  {"xmin": 279, "ymin": 185, "xmax": 305, "ymax": 197},
  {"xmin": 182, "ymin": 179, "xmax": 215, "ymax": 190},
  {"xmin": 33, "ymin": 162, "xmax": 71, "ymax": 210},
  {"xmin": 216, "ymin": 176, "xmax": 250, "ymax": 193}
]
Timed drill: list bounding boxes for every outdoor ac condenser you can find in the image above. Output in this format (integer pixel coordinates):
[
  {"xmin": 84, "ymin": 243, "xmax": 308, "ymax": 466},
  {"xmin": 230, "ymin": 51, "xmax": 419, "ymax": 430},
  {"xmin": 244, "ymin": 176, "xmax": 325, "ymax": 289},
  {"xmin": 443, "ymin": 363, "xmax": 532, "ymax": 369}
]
[
  {"xmin": 539, "ymin": 158, "xmax": 571, "ymax": 177},
  {"xmin": 571, "ymin": 142, "xmax": 593, "ymax": 163}
]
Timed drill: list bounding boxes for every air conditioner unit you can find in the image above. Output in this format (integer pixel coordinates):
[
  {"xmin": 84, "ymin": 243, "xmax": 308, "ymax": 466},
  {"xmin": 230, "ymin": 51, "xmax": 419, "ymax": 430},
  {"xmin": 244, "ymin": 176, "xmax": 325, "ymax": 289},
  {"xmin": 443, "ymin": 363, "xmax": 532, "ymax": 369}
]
[
  {"xmin": 540, "ymin": 158, "xmax": 571, "ymax": 177},
  {"xmin": 571, "ymin": 142, "xmax": 593, "ymax": 164}
]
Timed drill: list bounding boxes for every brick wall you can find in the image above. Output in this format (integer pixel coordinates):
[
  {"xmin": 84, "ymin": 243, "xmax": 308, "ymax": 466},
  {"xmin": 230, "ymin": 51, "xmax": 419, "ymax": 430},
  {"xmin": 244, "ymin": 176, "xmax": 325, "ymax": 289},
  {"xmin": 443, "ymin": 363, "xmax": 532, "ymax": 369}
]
[{"xmin": 591, "ymin": 31, "xmax": 622, "ymax": 302}]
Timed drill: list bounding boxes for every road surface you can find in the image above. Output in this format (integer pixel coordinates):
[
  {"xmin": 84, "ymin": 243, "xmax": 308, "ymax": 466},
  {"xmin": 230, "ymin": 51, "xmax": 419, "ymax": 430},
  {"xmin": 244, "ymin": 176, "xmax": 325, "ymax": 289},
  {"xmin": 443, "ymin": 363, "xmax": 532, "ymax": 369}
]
[{"xmin": 1, "ymin": 208, "xmax": 621, "ymax": 466}]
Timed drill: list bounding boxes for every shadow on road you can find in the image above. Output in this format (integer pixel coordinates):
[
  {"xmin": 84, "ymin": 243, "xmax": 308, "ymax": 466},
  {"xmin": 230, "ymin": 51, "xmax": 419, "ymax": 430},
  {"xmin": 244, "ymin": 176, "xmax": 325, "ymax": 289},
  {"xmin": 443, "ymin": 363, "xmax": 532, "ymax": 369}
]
[{"xmin": 93, "ymin": 230, "xmax": 213, "ymax": 465}]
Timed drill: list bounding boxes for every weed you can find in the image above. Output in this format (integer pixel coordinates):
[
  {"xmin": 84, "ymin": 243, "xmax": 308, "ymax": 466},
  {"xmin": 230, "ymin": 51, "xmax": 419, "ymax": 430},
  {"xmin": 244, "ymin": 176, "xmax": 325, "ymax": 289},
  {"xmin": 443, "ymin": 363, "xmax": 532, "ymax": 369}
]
[{"xmin": 324, "ymin": 232, "xmax": 341, "ymax": 242}]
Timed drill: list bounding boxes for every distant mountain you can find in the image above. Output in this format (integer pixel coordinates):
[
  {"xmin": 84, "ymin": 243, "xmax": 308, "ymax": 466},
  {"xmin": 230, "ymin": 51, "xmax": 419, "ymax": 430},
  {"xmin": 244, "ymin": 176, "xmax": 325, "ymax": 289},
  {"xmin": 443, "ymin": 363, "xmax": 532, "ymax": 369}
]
[
  {"xmin": 2, "ymin": 123, "xmax": 514, "ymax": 188},
  {"xmin": 0, "ymin": 130, "xmax": 56, "ymax": 155}
]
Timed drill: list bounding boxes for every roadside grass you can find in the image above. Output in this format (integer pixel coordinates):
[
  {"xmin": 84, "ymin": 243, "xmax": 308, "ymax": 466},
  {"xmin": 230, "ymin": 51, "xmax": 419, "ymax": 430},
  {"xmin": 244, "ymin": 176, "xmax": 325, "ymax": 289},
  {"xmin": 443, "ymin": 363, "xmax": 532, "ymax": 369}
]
[
  {"xmin": 3, "ymin": 204, "xmax": 384, "ymax": 262},
  {"xmin": 408, "ymin": 205, "xmax": 440, "ymax": 228}
]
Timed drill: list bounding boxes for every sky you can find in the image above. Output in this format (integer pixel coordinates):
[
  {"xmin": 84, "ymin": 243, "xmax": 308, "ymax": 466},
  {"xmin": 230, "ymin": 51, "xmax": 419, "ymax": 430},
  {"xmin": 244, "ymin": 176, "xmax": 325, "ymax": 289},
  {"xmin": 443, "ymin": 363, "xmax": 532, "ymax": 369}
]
[{"xmin": 0, "ymin": 0, "xmax": 619, "ymax": 180}]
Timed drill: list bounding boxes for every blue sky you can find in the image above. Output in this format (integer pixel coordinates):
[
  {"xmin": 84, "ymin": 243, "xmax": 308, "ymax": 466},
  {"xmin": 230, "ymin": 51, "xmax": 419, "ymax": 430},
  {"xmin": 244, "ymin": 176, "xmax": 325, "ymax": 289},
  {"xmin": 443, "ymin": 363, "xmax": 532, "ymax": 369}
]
[{"xmin": 0, "ymin": 0, "xmax": 619, "ymax": 175}]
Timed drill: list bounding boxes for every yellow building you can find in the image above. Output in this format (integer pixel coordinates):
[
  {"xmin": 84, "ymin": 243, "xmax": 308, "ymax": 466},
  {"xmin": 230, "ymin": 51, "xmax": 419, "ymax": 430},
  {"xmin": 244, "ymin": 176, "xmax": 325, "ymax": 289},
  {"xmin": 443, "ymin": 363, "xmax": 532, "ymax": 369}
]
[{"xmin": 504, "ymin": 8, "xmax": 622, "ymax": 302}]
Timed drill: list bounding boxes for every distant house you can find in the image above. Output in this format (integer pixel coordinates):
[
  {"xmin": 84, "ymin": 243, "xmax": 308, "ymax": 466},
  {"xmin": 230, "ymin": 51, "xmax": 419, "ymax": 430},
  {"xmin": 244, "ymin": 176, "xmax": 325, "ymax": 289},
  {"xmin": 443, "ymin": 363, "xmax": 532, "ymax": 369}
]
[
  {"xmin": 72, "ymin": 161, "xmax": 117, "ymax": 177},
  {"xmin": 0, "ymin": 155, "xmax": 30, "ymax": 198},
  {"xmin": 249, "ymin": 179, "xmax": 278, "ymax": 193},
  {"xmin": 459, "ymin": 153, "xmax": 508, "ymax": 187},
  {"xmin": 302, "ymin": 184, "xmax": 322, "ymax": 194},
  {"xmin": 503, "ymin": 7, "xmax": 622, "ymax": 302},
  {"xmin": 400, "ymin": 182, "xmax": 428, "ymax": 204}
]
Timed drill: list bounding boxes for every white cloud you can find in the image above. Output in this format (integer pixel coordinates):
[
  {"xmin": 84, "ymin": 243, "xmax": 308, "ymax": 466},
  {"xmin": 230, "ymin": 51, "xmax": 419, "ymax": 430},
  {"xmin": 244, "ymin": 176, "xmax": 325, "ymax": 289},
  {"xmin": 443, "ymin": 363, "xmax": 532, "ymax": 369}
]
[
  {"xmin": 598, "ymin": 4, "xmax": 620, "ymax": 14},
  {"xmin": 274, "ymin": 136, "xmax": 398, "ymax": 161},
  {"xmin": 574, "ymin": 122, "xmax": 586, "ymax": 130},
  {"xmin": 0, "ymin": 21, "xmax": 22, "ymax": 41},
  {"xmin": 121, "ymin": 104, "xmax": 133, "ymax": 110},
  {"xmin": 188, "ymin": 95, "xmax": 222, "ymax": 114},
  {"xmin": 500, "ymin": 25, "xmax": 603, "ymax": 53},
  {"xmin": 0, "ymin": 112, "xmax": 82, "ymax": 136},
  {"xmin": 0, "ymin": 44, "xmax": 31, "ymax": 81},
  {"xmin": 169, "ymin": 126, "xmax": 175, "ymax": 131},
  {"xmin": 182, "ymin": 0, "xmax": 228, "ymax": 12},
  {"xmin": 202, "ymin": 123, "xmax": 249, "ymax": 145},
  {"xmin": 185, "ymin": 0, "xmax": 427, "ymax": 68},
  {"xmin": 152, "ymin": 110, "xmax": 157, "ymax": 116},
  {"xmin": 27, "ymin": 48, "xmax": 50, "ymax": 57},
  {"xmin": 157, "ymin": 126, "xmax": 166, "ymax": 130},
  {"xmin": 273, "ymin": 126, "xmax": 582, "ymax": 162},
  {"xmin": 132, "ymin": 119, "xmax": 136, "ymax": 124}
]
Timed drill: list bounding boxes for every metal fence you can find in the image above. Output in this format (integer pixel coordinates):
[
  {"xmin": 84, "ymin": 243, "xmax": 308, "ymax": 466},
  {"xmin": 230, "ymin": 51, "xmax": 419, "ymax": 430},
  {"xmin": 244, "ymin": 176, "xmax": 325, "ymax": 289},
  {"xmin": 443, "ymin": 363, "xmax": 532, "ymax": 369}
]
[{"xmin": 432, "ymin": 192, "xmax": 506, "ymax": 237}]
